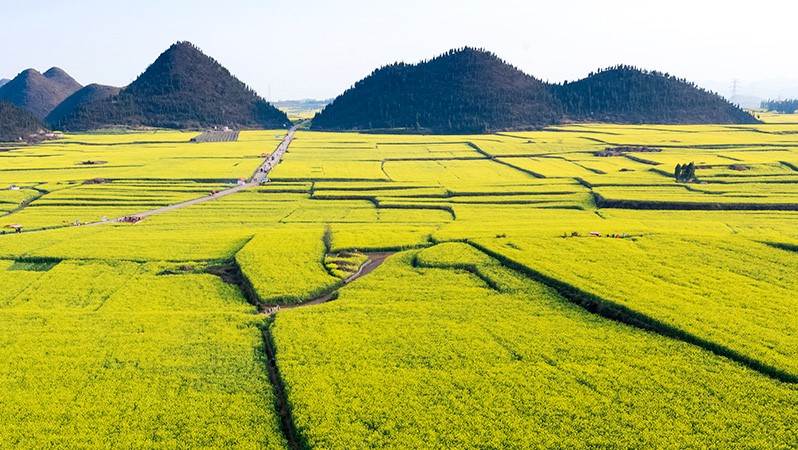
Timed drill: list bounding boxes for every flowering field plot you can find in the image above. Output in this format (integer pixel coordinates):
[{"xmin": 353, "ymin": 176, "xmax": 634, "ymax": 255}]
[
  {"xmin": 0, "ymin": 261, "xmax": 285, "ymax": 449},
  {"xmin": 0, "ymin": 134, "xmax": 280, "ymax": 186},
  {"xmin": 237, "ymin": 228, "xmax": 342, "ymax": 305},
  {"xmin": 380, "ymin": 158, "xmax": 537, "ymax": 186},
  {"xmin": 594, "ymin": 185, "xmax": 798, "ymax": 206},
  {"xmin": 272, "ymin": 248, "xmax": 798, "ymax": 449},
  {"xmin": 475, "ymin": 235, "xmax": 798, "ymax": 380},
  {"xmin": 540, "ymin": 123, "xmax": 798, "ymax": 147},
  {"xmin": 0, "ymin": 123, "xmax": 798, "ymax": 447},
  {"xmin": 56, "ymin": 130, "xmax": 196, "ymax": 144}
]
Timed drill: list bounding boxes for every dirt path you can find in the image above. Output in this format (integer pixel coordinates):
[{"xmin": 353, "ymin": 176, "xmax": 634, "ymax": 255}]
[{"xmin": 264, "ymin": 252, "xmax": 394, "ymax": 313}]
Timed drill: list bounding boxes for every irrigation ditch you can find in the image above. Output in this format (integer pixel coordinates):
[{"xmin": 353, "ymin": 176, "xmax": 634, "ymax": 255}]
[{"xmin": 202, "ymin": 250, "xmax": 395, "ymax": 450}]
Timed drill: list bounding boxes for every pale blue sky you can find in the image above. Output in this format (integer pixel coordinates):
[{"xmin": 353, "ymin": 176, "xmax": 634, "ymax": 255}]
[{"xmin": 1, "ymin": 0, "xmax": 796, "ymax": 100}]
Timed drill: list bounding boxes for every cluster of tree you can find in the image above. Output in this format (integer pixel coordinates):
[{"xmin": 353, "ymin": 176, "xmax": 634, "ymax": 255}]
[
  {"xmin": 54, "ymin": 42, "xmax": 289, "ymax": 131},
  {"xmin": 0, "ymin": 99, "xmax": 47, "ymax": 142},
  {"xmin": 675, "ymin": 162, "xmax": 697, "ymax": 182},
  {"xmin": 760, "ymin": 99, "xmax": 798, "ymax": 114}
]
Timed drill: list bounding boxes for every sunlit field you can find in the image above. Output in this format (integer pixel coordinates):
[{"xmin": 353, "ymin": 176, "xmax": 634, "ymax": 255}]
[{"xmin": 1, "ymin": 124, "xmax": 797, "ymax": 448}]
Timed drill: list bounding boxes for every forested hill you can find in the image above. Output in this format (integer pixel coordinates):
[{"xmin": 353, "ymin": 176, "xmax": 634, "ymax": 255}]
[
  {"xmin": 56, "ymin": 42, "xmax": 290, "ymax": 131},
  {"xmin": 313, "ymin": 56, "xmax": 760, "ymax": 133},
  {"xmin": 0, "ymin": 99, "xmax": 47, "ymax": 142},
  {"xmin": 46, "ymin": 84, "xmax": 121, "ymax": 127},
  {"xmin": 0, "ymin": 67, "xmax": 82, "ymax": 119},
  {"xmin": 553, "ymin": 66, "xmax": 760, "ymax": 125},
  {"xmin": 311, "ymin": 48, "xmax": 561, "ymax": 134},
  {"xmin": 761, "ymin": 99, "xmax": 798, "ymax": 114}
]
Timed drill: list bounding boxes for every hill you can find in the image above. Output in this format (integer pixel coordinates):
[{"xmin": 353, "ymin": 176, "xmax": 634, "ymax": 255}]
[
  {"xmin": 761, "ymin": 98, "xmax": 798, "ymax": 114},
  {"xmin": 45, "ymin": 84, "xmax": 121, "ymax": 127},
  {"xmin": 312, "ymin": 48, "xmax": 561, "ymax": 134},
  {"xmin": 57, "ymin": 41, "xmax": 290, "ymax": 131},
  {"xmin": 0, "ymin": 79, "xmax": 9, "ymax": 88},
  {"xmin": 0, "ymin": 99, "xmax": 47, "ymax": 142},
  {"xmin": 554, "ymin": 66, "xmax": 760, "ymax": 124},
  {"xmin": 0, "ymin": 67, "xmax": 82, "ymax": 119},
  {"xmin": 273, "ymin": 99, "xmax": 330, "ymax": 120}
]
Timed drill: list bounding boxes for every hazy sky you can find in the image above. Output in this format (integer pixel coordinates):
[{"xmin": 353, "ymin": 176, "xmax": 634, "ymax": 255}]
[{"xmin": 2, "ymin": 0, "xmax": 796, "ymax": 100}]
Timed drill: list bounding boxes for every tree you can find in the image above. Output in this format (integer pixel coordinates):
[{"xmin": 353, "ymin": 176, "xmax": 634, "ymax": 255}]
[
  {"xmin": 674, "ymin": 163, "xmax": 682, "ymax": 181},
  {"xmin": 685, "ymin": 162, "xmax": 695, "ymax": 181}
]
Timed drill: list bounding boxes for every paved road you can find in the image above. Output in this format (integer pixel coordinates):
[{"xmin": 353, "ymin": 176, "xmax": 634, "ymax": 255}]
[{"xmin": 98, "ymin": 126, "xmax": 298, "ymax": 224}]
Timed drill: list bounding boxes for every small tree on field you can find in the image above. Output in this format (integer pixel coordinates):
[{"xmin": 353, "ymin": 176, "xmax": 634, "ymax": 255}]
[
  {"xmin": 323, "ymin": 224, "xmax": 333, "ymax": 254},
  {"xmin": 676, "ymin": 162, "xmax": 696, "ymax": 182}
]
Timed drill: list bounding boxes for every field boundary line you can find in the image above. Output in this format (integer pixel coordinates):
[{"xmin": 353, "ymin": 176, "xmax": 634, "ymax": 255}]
[{"xmin": 464, "ymin": 240, "xmax": 798, "ymax": 384}]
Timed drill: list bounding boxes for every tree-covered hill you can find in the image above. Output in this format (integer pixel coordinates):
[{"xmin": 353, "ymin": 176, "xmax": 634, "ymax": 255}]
[
  {"xmin": 57, "ymin": 42, "xmax": 290, "ymax": 131},
  {"xmin": 313, "ymin": 55, "xmax": 760, "ymax": 133},
  {"xmin": 0, "ymin": 99, "xmax": 47, "ymax": 142},
  {"xmin": 312, "ymin": 48, "xmax": 562, "ymax": 134},
  {"xmin": 554, "ymin": 66, "xmax": 759, "ymax": 124},
  {"xmin": 46, "ymin": 84, "xmax": 121, "ymax": 127},
  {"xmin": 0, "ymin": 67, "xmax": 82, "ymax": 119},
  {"xmin": 761, "ymin": 99, "xmax": 798, "ymax": 114}
]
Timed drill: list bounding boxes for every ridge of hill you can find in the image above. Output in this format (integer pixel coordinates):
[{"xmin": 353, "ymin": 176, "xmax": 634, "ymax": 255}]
[{"xmin": 0, "ymin": 67, "xmax": 82, "ymax": 119}]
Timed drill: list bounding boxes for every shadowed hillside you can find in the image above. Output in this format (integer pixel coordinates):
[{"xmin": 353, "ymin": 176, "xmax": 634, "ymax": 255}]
[
  {"xmin": 313, "ymin": 52, "xmax": 760, "ymax": 133},
  {"xmin": 554, "ymin": 66, "xmax": 760, "ymax": 124},
  {"xmin": 0, "ymin": 67, "xmax": 82, "ymax": 119},
  {"xmin": 57, "ymin": 41, "xmax": 290, "ymax": 131},
  {"xmin": 46, "ymin": 84, "xmax": 121, "ymax": 127},
  {"xmin": 0, "ymin": 99, "xmax": 47, "ymax": 142},
  {"xmin": 312, "ymin": 48, "xmax": 561, "ymax": 134}
]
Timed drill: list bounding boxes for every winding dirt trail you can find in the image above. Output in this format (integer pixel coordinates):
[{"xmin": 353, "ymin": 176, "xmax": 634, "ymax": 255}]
[{"xmin": 264, "ymin": 252, "xmax": 394, "ymax": 314}]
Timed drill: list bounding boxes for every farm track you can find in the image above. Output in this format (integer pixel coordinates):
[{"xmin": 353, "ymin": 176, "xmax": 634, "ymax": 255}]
[
  {"xmin": 90, "ymin": 127, "xmax": 296, "ymax": 224},
  {"xmin": 264, "ymin": 252, "xmax": 394, "ymax": 313}
]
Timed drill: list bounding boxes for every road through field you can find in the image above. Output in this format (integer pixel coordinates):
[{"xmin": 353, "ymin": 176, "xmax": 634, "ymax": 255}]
[{"xmin": 101, "ymin": 126, "xmax": 298, "ymax": 224}]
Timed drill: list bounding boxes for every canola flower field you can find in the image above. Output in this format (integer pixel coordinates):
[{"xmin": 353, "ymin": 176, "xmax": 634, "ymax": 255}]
[{"xmin": 0, "ymin": 123, "xmax": 797, "ymax": 448}]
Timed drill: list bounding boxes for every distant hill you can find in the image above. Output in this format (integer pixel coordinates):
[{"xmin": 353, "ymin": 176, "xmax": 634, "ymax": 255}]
[
  {"xmin": 312, "ymin": 48, "xmax": 561, "ymax": 133},
  {"xmin": 46, "ymin": 84, "xmax": 121, "ymax": 127},
  {"xmin": 0, "ymin": 99, "xmax": 47, "ymax": 142},
  {"xmin": 274, "ymin": 99, "xmax": 330, "ymax": 120},
  {"xmin": 761, "ymin": 98, "xmax": 798, "ymax": 114},
  {"xmin": 0, "ymin": 67, "xmax": 82, "ymax": 119},
  {"xmin": 0, "ymin": 79, "xmax": 9, "ymax": 88},
  {"xmin": 554, "ymin": 66, "xmax": 759, "ymax": 124},
  {"xmin": 57, "ymin": 41, "xmax": 290, "ymax": 131}
]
